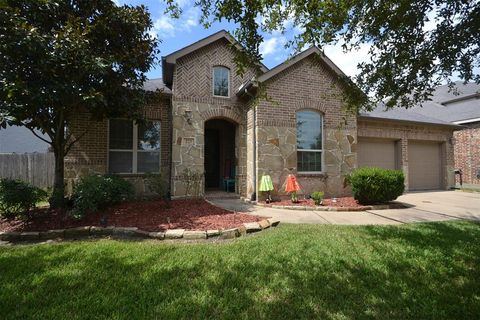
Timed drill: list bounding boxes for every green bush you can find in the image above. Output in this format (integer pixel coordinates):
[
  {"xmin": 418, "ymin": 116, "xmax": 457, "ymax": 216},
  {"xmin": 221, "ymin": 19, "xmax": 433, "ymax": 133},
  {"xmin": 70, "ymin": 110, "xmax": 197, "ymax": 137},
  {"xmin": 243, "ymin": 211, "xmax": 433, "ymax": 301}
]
[
  {"xmin": 71, "ymin": 175, "xmax": 134, "ymax": 218},
  {"xmin": 350, "ymin": 167, "xmax": 405, "ymax": 204},
  {"xmin": 0, "ymin": 179, "xmax": 48, "ymax": 219},
  {"xmin": 310, "ymin": 191, "xmax": 325, "ymax": 205}
]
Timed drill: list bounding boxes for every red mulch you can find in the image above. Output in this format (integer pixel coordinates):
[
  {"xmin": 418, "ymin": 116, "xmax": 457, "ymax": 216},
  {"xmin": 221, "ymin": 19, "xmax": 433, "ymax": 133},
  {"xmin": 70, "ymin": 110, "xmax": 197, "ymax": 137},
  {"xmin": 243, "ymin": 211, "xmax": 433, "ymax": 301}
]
[
  {"xmin": 0, "ymin": 199, "xmax": 264, "ymax": 233},
  {"xmin": 262, "ymin": 197, "xmax": 364, "ymax": 208}
]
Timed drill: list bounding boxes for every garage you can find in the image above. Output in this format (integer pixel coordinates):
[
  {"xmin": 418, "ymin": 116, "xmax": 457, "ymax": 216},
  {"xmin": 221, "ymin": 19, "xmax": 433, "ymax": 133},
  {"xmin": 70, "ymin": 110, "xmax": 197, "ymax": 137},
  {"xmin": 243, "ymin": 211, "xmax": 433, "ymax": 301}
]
[
  {"xmin": 408, "ymin": 141, "xmax": 443, "ymax": 190},
  {"xmin": 358, "ymin": 138, "xmax": 398, "ymax": 170}
]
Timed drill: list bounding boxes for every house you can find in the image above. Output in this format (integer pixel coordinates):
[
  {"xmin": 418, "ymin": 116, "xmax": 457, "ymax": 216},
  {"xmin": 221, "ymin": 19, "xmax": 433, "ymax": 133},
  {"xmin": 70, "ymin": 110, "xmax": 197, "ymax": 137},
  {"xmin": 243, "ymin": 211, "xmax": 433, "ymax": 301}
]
[{"xmin": 66, "ymin": 30, "xmax": 458, "ymax": 200}]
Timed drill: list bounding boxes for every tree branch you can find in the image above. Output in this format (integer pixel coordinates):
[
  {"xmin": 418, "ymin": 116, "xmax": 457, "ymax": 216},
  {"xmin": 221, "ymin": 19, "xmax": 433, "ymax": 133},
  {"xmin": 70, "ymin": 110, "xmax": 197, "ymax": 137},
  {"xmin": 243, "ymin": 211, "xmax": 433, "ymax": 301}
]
[
  {"xmin": 24, "ymin": 125, "xmax": 52, "ymax": 145},
  {"xmin": 64, "ymin": 129, "xmax": 88, "ymax": 155}
]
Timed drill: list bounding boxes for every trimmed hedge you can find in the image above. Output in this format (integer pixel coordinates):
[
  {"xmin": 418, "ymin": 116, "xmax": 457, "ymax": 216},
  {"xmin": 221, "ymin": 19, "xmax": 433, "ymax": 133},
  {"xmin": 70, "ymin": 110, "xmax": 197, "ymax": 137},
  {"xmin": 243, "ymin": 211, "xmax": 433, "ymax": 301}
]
[
  {"xmin": 71, "ymin": 175, "xmax": 134, "ymax": 218},
  {"xmin": 350, "ymin": 167, "xmax": 405, "ymax": 204}
]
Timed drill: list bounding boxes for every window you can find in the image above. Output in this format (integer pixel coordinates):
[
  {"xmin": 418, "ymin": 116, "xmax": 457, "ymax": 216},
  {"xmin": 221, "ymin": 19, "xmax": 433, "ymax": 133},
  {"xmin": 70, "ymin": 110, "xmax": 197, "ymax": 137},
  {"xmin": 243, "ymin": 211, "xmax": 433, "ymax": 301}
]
[
  {"xmin": 296, "ymin": 110, "xmax": 323, "ymax": 172},
  {"xmin": 213, "ymin": 66, "xmax": 230, "ymax": 97},
  {"xmin": 109, "ymin": 119, "xmax": 161, "ymax": 174}
]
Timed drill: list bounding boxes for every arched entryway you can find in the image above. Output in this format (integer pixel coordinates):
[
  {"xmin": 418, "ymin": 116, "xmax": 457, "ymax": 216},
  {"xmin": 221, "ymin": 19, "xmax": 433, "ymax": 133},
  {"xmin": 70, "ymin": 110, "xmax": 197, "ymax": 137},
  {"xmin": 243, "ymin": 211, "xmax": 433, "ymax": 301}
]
[{"xmin": 204, "ymin": 118, "xmax": 237, "ymax": 192}]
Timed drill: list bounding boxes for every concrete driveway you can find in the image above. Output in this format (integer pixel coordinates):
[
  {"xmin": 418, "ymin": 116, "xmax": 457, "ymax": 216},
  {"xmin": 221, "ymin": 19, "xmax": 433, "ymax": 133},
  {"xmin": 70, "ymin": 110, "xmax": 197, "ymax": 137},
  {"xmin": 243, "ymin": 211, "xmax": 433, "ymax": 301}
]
[{"xmin": 209, "ymin": 191, "xmax": 480, "ymax": 225}]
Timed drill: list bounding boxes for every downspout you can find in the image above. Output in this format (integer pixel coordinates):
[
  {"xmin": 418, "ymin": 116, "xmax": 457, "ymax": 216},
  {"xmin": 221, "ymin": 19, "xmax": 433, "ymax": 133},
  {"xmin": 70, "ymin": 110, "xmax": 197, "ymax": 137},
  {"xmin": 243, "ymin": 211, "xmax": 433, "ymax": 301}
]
[
  {"xmin": 243, "ymin": 84, "xmax": 257, "ymax": 201},
  {"xmin": 168, "ymin": 94, "xmax": 173, "ymax": 200}
]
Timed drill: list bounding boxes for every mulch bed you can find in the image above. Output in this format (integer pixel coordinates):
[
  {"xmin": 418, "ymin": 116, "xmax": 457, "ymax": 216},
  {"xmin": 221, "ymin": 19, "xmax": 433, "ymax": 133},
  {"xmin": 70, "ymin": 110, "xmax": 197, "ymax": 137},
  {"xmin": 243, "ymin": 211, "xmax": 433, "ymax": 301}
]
[
  {"xmin": 0, "ymin": 199, "xmax": 264, "ymax": 233},
  {"xmin": 261, "ymin": 197, "xmax": 394, "ymax": 208}
]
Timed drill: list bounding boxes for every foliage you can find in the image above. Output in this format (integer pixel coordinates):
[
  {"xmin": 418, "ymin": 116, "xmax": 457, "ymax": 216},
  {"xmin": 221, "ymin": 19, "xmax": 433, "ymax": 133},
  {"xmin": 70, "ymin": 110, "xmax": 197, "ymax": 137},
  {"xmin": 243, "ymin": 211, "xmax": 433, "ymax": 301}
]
[
  {"xmin": 178, "ymin": 168, "xmax": 203, "ymax": 198},
  {"xmin": 350, "ymin": 167, "xmax": 405, "ymax": 204},
  {"xmin": 0, "ymin": 0, "xmax": 158, "ymax": 207},
  {"xmin": 71, "ymin": 175, "xmax": 134, "ymax": 218},
  {"xmin": 145, "ymin": 172, "xmax": 169, "ymax": 199},
  {"xmin": 176, "ymin": 0, "xmax": 479, "ymax": 110},
  {"xmin": 310, "ymin": 191, "xmax": 324, "ymax": 205},
  {"xmin": 0, "ymin": 179, "xmax": 48, "ymax": 219},
  {"xmin": 1, "ymin": 222, "xmax": 479, "ymax": 319}
]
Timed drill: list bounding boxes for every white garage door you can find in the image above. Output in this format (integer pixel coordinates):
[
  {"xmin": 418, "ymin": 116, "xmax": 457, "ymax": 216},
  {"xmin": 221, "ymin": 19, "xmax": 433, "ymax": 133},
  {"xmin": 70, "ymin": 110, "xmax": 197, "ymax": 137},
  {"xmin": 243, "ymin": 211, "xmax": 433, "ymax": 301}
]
[
  {"xmin": 408, "ymin": 141, "xmax": 443, "ymax": 190},
  {"xmin": 358, "ymin": 138, "xmax": 398, "ymax": 170}
]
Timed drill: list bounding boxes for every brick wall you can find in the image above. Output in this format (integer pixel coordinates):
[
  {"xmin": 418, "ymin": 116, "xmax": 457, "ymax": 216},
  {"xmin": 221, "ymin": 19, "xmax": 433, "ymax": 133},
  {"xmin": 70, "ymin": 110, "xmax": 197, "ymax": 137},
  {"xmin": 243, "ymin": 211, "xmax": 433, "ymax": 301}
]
[
  {"xmin": 170, "ymin": 38, "xmax": 257, "ymax": 197},
  {"xmin": 454, "ymin": 122, "xmax": 480, "ymax": 184},
  {"xmin": 65, "ymin": 95, "xmax": 172, "ymax": 194},
  {"xmin": 254, "ymin": 54, "xmax": 357, "ymax": 199}
]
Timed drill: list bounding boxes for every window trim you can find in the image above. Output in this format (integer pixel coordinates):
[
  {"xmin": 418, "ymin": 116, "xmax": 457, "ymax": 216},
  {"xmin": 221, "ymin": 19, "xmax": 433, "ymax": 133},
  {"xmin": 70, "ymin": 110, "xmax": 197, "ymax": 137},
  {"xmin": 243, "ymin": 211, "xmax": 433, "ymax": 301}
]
[
  {"xmin": 212, "ymin": 66, "xmax": 230, "ymax": 98},
  {"xmin": 296, "ymin": 110, "xmax": 324, "ymax": 174},
  {"xmin": 107, "ymin": 119, "xmax": 161, "ymax": 174}
]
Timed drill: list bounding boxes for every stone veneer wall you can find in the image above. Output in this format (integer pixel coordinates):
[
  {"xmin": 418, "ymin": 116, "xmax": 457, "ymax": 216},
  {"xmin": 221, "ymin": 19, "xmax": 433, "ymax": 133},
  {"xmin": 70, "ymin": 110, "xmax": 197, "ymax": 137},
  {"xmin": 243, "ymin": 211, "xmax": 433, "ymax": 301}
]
[
  {"xmin": 253, "ymin": 55, "xmax": 358, "ymax": 199},
  {"xmin": 357, "ymin": 119, "xmax": 456, "ymax": 190},
  {"xmin": 170, "ymin": 39, "xmax": 257, "ymax": 198},
  {"xmin": 454, "ymin": 122, "xmax": 480, "ymax": 184},
  {"xmin": 65, "ymin": 95, "xmax": 172, "ymax": 195}
]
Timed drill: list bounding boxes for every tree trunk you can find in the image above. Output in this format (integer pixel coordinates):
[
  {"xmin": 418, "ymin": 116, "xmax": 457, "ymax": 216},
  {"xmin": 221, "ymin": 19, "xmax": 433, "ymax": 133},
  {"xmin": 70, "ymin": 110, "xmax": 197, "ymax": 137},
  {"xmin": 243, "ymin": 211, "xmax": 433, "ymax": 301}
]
[{"xmin": 50, "ymin": 147, "xmax": 65, "ymax": 209}]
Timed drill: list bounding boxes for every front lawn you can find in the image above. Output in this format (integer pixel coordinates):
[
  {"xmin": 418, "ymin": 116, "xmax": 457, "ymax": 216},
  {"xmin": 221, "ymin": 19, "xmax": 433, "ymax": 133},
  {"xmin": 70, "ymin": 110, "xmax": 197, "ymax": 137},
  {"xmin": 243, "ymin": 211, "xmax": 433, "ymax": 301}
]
[{"xmin": 1, "ymin": 221, "xmax": 479, "ymax": 319}]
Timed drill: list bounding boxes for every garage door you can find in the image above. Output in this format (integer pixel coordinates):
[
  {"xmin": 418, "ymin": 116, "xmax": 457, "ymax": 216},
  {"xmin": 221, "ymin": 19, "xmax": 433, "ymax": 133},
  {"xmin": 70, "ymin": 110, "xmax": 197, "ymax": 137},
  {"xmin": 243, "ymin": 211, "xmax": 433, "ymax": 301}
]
[
  {"xmin": 408, "ymin": 141, "xmax": 443, "ymax": 190},
  {"xmin": 358, "ymin": 138, "xmax": 398, "ymax": 170}
]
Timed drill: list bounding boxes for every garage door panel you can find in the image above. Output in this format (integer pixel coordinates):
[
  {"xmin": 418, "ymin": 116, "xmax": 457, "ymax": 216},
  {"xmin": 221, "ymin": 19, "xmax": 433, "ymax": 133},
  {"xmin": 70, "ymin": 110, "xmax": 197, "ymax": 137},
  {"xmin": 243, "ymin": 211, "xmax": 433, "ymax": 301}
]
[
  {"xmin": 408, "ymin": 141, "xmax": 442, "ymax": 190},
  {"xmin": 358, "ymin": 138, "xmax": 397, "ymax": 170}
]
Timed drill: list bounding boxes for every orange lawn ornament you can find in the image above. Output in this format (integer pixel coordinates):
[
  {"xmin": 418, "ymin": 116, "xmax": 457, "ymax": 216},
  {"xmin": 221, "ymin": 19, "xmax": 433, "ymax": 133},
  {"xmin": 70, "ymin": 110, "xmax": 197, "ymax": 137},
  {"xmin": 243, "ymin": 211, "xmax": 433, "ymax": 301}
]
[{"xmin": 285, "ymin": 174, "xmax": 301, "ymax": 203}]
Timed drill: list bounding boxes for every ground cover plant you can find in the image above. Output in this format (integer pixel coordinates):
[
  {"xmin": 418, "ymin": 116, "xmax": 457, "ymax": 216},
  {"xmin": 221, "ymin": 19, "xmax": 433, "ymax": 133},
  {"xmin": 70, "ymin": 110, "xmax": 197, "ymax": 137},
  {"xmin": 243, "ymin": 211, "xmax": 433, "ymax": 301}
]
[
  {"xmin": 1, "ymin": 221, "xmax": 479, "ymax": 319},
  {"xmin": 0, "ymin": 179, "xmax": 48, "ymax": 219}
]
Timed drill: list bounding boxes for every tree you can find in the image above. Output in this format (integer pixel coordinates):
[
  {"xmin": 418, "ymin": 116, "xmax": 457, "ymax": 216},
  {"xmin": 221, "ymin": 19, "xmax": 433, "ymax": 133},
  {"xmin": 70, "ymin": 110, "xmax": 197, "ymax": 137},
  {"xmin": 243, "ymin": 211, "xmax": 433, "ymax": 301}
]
[
  {"xmin": 174, "ymin": 0, "xmax": 479, "ymax": 110},
  {"xmin": 0, "ymin": 0, "xmax": 158, "ymax": 208}
]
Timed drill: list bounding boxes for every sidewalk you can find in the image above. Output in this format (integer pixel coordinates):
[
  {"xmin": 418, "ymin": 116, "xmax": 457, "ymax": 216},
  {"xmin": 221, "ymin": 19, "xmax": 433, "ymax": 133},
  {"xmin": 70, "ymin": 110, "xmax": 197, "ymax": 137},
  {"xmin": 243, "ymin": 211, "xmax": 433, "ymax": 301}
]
[{"xmin": 208, "ymin": 191, "xmax": 480, "ymax": 225}]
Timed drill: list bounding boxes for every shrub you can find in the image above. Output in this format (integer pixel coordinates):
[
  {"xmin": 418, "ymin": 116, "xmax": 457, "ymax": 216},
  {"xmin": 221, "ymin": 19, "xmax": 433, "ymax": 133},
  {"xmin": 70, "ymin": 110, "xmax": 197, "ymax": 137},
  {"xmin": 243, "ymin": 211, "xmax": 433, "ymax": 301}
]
[
  {"xmin": 310, "ymin": 191, "xmax": 325, "ymax": 205},
  {"xmin": 71, "ymin": 175, "xmax": 134, "ymax": 218},
  {"xmin": 350, "ymin": 167, "xmax": 405, "ymax": 204},
  {"xmin": 145, "ymin": 172, "xmax": 168, "ymax": 199},
  {"xmin": 0, "ymin": 178, "xmax": 48, "ymax": 219}
]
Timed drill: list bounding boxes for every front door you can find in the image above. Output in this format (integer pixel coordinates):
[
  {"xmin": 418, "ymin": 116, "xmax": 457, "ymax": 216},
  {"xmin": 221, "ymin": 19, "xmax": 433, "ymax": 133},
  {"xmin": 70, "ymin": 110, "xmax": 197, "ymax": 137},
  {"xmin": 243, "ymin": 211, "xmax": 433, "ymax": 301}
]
[{"xmin": 204, "ymin": 128, "xmax": 220, "ymax": 188}]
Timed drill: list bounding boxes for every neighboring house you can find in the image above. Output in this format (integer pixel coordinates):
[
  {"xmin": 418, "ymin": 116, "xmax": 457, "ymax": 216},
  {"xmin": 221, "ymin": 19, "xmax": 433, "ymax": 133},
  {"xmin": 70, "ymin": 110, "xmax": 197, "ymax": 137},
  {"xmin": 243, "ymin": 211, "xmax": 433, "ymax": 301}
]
[
  {"xmin": 0, "ymin": 125, "xmax": 50, "ymax": 153},
  {"xmin": 362, "ymin": 82, "xmax": 480, "ymax": 186},
  {"xmin": 66, "ymin": 30, "xmax": 458, "ymax": 199}
]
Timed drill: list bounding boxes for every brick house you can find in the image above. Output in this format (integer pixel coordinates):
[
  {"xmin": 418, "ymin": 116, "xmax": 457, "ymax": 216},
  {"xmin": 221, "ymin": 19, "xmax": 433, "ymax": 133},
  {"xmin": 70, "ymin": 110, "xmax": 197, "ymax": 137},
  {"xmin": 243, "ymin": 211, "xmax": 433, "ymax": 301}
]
[{"xmin": 66, "ymin": 30, "xmax": 459, "ymax": 200}]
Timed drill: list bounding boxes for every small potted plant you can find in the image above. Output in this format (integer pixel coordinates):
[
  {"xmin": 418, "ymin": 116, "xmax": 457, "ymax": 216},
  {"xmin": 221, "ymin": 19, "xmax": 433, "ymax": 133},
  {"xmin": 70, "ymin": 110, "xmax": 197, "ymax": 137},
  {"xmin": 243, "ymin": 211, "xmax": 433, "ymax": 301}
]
[{"xmin": 310, "ymin": 191, "xmax": 324, "ymax": 205}]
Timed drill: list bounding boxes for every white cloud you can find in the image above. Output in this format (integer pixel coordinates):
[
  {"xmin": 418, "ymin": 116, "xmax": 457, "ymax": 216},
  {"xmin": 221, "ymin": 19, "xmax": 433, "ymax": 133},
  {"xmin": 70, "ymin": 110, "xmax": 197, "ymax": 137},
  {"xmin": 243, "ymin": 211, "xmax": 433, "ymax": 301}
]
[
  {"xmin": 259, "ymin": 35, "xmax": 286, "ymax": 57},
  {"xmin": 151, "ymin": 15, "xmax": 176, "ymax": 38},
  {"xmin": 150, "ymin": 5, "xmax": 200, "ymax": 39},
  {"xmin": 323, "ymin": 41, "xmax": 372, "ymax": 77}
]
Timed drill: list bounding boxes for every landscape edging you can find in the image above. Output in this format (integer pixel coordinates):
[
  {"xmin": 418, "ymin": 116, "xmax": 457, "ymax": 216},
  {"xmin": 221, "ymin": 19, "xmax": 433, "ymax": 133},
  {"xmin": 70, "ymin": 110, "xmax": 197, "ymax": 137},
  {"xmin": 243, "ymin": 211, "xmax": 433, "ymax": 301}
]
[
  {"xmin": 259, "ymin": 203, "xmax": 395, "ymax": 211},
  {"xmin": 0, "ymin": 218, "xmax": 280, "ymax": 243}
]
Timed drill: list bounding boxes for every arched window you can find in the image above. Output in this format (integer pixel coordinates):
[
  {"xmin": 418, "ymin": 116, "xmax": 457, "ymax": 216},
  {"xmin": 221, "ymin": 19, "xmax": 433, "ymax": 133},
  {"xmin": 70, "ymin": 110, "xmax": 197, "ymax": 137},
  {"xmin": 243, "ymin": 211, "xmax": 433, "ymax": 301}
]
[
  {"xmin": 296, "ymin": 110, "xmax": 323, "ymax": 172},
  {"xmin": 213, "ymin": 66, "xmax": 230, "ymax": 97}
]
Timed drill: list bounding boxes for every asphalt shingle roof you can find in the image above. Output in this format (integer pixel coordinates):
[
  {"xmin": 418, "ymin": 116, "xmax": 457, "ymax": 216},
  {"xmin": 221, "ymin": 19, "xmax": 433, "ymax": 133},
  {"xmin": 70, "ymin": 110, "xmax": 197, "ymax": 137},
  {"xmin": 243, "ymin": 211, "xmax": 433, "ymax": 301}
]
[
  {"xmin": 143, "ymin": 78, "xmax": 172, "ymax": 94},
  {"xmin": 361, "ymin": 81, "xmax": 480, "ymax": 125}
]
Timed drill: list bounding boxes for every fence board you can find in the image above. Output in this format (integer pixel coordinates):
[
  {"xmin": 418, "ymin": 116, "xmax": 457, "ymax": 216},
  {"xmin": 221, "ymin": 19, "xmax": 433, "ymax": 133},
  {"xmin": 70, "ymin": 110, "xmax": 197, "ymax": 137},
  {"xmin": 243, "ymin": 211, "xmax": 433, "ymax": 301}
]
[{"xmin": 0, "ymin": 153, "xmax": 54, "ymax": 189}]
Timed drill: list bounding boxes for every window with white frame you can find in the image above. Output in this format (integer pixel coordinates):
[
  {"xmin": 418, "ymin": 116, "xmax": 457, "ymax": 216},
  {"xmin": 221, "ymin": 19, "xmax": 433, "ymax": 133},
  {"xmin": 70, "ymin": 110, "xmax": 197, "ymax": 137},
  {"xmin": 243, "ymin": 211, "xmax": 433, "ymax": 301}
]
[
  {"xmin": 108, "ymin": 119, "xmax": 161, "ymax": 174},
  {"xmin": 213, "ymin": 66, "xmax": 230, "ymax": 97},
  {"xmin": 296, "ymin": 110, "xmax": 323, "ymax": 172}
]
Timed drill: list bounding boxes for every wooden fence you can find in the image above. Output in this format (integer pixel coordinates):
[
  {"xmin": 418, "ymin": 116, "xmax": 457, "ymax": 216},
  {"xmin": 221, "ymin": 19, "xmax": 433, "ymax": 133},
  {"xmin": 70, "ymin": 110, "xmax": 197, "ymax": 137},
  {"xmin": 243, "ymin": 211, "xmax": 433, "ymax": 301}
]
[{"xmin": 0, "ymin": 153, "xmax": 55, "ymax": 189}]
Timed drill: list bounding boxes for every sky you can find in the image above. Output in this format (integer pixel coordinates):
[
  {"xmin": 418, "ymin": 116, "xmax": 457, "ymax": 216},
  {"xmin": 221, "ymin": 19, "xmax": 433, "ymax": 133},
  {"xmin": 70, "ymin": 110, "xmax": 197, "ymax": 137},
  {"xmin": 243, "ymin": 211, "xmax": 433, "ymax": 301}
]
[{"xmin": 116, "ymin": 0, "xmax": 372, "ymax": 80}]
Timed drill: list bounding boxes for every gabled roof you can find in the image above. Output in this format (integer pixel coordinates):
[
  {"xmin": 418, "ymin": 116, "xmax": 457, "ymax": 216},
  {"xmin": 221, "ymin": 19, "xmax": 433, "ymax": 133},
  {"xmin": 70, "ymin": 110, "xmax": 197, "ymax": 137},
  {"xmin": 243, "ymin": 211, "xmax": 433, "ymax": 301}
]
[
  {"xmin": 257, "ymin": 46, "xmax": 346, "ymax": 83},
  {"xmin": 162, "ymin": 30, "xmax": 268, "ymax": 86}
]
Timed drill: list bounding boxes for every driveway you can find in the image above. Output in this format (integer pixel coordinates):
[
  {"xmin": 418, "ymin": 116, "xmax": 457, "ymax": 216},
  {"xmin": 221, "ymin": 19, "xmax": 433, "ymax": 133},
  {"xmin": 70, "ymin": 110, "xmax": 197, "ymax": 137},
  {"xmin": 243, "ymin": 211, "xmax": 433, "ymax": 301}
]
[{"xmin": 208, "ymin": 191, "xmax": 480, "ymax": 225}]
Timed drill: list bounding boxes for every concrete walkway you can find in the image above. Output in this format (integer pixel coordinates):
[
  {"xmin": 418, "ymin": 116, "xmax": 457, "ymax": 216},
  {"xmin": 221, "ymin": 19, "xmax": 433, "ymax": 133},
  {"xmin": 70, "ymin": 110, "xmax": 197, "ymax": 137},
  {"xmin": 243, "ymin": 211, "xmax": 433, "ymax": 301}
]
[{"xmin": 209, "ymin": 191, "xmax": 480, "ymax": 225}]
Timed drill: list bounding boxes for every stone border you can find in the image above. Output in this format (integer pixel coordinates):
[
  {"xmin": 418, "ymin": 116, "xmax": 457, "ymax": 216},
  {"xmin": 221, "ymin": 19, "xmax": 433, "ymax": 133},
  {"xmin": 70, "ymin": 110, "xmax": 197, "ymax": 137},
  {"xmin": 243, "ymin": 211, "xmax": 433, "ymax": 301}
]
[
  {"xmin": 0, "ymin": 219, "xmax": 280, "ymax": 243},
  {"xmin": 258, "ymin": 203, "xmax": 398, "ymax": 212}
]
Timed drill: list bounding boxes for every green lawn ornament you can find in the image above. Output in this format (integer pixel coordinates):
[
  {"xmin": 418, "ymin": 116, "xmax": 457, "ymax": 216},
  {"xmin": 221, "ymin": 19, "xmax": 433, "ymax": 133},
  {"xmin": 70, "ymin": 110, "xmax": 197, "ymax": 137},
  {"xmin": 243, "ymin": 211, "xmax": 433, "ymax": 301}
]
[{"xmin": 259, "ymin": 174, "xmax": 274, "ymax": 203}]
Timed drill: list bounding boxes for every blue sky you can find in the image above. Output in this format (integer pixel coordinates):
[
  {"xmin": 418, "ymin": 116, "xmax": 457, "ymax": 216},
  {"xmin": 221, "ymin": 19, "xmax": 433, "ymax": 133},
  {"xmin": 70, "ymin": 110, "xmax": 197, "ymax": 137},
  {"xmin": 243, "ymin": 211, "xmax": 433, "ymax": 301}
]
[{"xmin": 116, "ymin": 0, "xmax": 370, "ymax": 80}]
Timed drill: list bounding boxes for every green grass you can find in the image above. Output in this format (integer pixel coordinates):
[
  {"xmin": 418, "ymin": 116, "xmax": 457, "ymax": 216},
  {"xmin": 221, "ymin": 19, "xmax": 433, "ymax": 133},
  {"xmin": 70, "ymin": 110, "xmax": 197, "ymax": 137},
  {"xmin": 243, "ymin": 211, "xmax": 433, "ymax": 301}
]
[{"xmin": 1, "ymin": 221, "xmax": 479, "ymax": 319}]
